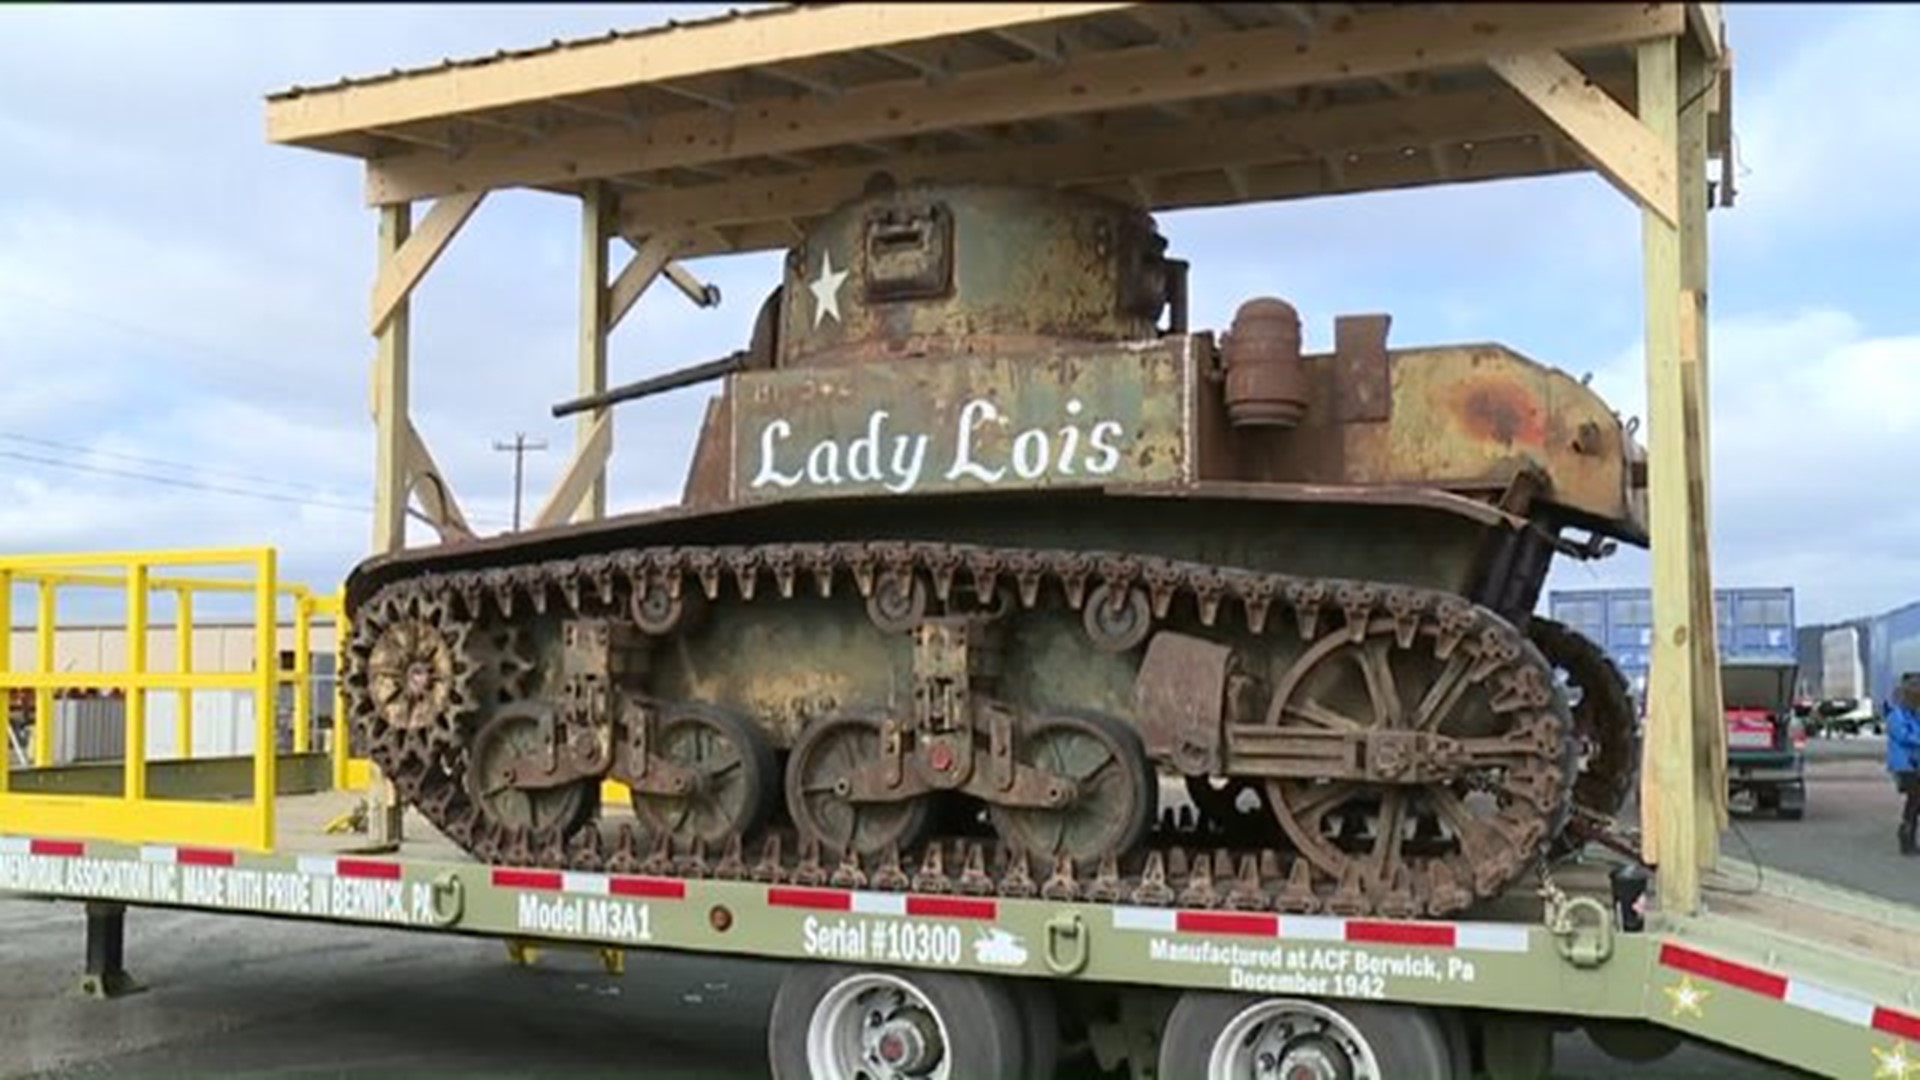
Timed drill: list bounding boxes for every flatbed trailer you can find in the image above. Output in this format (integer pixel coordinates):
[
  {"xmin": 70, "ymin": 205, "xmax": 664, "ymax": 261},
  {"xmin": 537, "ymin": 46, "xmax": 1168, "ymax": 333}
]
[
  {"xmin": 4, "ymin": 779, "xmax": 1918, "ymax": 1079},
  {"xmin": 9, "ymin": 4, "xmax": 1914, "ymax": 1078}
]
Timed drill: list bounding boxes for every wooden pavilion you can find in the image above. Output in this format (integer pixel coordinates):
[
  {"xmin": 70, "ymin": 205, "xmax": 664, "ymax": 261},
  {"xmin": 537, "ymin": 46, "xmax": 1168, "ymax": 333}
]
[{"xmin": 265, "ymin": 2, "xmax": 1734, "ymax": 912}]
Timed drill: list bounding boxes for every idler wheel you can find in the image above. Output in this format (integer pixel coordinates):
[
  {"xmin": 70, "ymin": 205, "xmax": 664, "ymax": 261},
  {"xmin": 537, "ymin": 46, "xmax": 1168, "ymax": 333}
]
[
  {"xmin": 630, "ymin": 702, "xmax": 778, "ymax": 850},
  {"xmin": 786, "ymin": 709, "xmax": 934, "ymax": 859},
  {"xmin": 467, "ymin": 703, "xmax": 595, "ymax": 840},
  {"xmin": 1260, "ymin": 615, "xmax": 1573, "ymax": 913},
  {"xmin": 987, "ymin": 710, "xmax": 1155, "ymax": 869},
  {"xmin": 1529, "ymin": 617, "xmax": 1638, "ymax": 822}
]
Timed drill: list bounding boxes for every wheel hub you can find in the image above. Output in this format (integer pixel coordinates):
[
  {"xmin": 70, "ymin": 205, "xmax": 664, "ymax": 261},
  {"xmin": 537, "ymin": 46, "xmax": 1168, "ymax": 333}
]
[
  {"xmin": 868, "ymin": 1010, "xmax": 942, "ymax": 1076},
  {"xmin": 1273, "ymin": 1033, "xmax": 1352, "ymax": 1080}
]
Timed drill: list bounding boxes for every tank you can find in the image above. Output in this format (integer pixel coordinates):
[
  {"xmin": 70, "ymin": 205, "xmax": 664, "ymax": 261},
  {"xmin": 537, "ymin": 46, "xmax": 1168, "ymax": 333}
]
[{"xmin": 341, "ymin": 181, "xmax": 1647, "ymax": 918}]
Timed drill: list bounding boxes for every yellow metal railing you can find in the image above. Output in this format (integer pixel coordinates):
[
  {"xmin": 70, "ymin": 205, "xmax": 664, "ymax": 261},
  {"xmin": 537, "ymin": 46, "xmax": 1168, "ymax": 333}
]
[{"xmin": 0, "ymin": 548, "xmax": 345, "ymax": 851}]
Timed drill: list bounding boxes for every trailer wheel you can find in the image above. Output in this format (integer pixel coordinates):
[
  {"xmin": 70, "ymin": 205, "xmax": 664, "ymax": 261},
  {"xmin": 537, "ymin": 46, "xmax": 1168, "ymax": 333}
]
[
  {"xmin": 1014, "ymin": 979, "xmax": 1060, "ymax": 1080},
  {"xmin": 1157, "ymin": 993, "xmax": 1455, "ymax": 1079},
  {"xmin": 768, "ymin": 964, "xmax": 1029, "ymax": 1080}
]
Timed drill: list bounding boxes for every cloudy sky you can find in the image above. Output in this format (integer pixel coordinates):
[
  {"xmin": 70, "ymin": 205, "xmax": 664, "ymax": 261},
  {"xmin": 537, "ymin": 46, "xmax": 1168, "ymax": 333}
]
[{"xmin": 2, "ymin": 3, "xmax": 1917, "ymax": 629}]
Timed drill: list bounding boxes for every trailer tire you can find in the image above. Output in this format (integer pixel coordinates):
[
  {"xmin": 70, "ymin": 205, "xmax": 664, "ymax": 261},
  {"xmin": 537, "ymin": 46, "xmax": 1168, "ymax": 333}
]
[
  {"xmin": 1157, "ymin": 992, "xmax": 1455, "ymax": 1079},
  {"xmin": 767, "ymin": 964, "xmax": 1029, "ymax": 1080},
  {"xmin": 1014, "ymin": 979, "xmax": 1060, "ymax": 1080}
]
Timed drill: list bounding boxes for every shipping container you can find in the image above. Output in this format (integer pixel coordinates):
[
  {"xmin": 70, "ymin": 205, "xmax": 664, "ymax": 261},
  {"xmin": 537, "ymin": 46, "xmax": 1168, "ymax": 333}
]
[
  {"xmin": 1545, "ymin": 585, "xmax": 1797, "ymax": 703},
  {"xmin": 1818, "ymin": 626, "xmax": 1866, "ymax": 700},
  {"xmin": 1868, "ymin": 598, "xmax": 1920, "ymax": 709}
]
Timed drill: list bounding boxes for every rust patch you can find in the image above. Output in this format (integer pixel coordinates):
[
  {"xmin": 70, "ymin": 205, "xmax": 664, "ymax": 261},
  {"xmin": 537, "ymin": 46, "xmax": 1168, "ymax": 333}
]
[
  {"xmin": 1134, "ymin": 631, "xmax": 1232, "ymax": 774},
  {"xmin": 1331, "ymin": 313, "xmax": 1392, "ymax": 423},
  {"xmin": 1451, "ymin": 376, "xmax": 1547, "ymax": 448}
]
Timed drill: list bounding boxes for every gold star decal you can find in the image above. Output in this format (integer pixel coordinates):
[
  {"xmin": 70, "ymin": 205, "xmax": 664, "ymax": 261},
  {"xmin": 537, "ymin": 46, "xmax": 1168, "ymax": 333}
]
[
  {"xmin": 1663, "ymin": 974, "xmax": 1710, "ymax": 1019},
  {"xmin": 1873, "ymin": 1040, "xmax": 1920, "ymax": 1080}
]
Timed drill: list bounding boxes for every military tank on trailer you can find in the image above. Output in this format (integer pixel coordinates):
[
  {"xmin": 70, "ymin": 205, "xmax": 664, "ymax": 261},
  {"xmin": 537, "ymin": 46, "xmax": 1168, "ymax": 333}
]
[{"xmin": 341, "ymin": 180, "xmax": 1645, "ymax": 918}]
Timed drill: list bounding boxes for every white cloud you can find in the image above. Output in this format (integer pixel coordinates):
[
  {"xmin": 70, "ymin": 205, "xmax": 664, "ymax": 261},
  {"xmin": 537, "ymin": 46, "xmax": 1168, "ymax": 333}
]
[
  {"xmin": 1546, "ymin": 306, "xmax": 1920, "ymax": 625},
  {"xmin": 1727, "ymin": 5, "xmax": 1920, "ymax": 242}
]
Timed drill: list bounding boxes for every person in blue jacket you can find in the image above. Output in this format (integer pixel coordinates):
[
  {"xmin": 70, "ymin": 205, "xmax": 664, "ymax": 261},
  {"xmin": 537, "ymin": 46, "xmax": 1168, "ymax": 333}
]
[{"xmin": 1891, "ymin": 674, "xmax": 1920, "ymax": 856}]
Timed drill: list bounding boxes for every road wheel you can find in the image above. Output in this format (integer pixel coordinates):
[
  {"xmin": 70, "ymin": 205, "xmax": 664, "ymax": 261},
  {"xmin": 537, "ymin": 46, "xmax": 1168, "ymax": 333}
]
[
  {"xmin": 768, "ymin": 964, "xmax": 1029, "ymax": 1080},
  {"xmin": 1158, "ymin": 992, "xmax": 1456, "ymax": 1079}
]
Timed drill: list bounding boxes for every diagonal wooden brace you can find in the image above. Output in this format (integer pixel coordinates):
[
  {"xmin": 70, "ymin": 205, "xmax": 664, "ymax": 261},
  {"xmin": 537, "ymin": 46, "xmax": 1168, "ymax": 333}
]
[
  {"xmin": 369, "ymin": 190, "xmax": 486, "ymax": 335},
  {"xmin": 1488, "ymin": 49, "xmax": 1678, "ymax": 228}
]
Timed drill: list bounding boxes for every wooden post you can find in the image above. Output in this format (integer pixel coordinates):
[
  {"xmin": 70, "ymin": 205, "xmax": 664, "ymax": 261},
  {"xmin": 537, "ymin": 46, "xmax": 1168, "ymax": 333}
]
[
  {"xmin": 1637, "ymin": 34, "xmax": 1718, "ymax": 914},
  {"xmin": 576, "ymin": 182, "xmax": 613, "ymax": 523},
  {"xmin": 1677, "ymin": 43, "xmax": 1728, "ymax": 871},
  {"xmin": 372, "ymin": 202, "xmax": 413, "ymax": 555},
  {"xmin": 367, "ymin": 200, "xmax": 412, "ymax": 847}
]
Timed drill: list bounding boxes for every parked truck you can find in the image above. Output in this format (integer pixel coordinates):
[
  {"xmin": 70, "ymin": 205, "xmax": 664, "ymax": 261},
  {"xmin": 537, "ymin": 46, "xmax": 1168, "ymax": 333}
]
[
  {"xmin": 1723, "ymin": 657, "xmax": 1807, "ymax": 819},
  {"xmin": 1811, "ymin": 626, "xmax": 1881, "ymax": 737}
]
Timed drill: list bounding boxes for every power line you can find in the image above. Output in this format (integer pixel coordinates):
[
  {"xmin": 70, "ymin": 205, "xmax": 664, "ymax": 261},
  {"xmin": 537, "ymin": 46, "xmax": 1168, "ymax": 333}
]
[
  {"xmin": 0, "ymin": 430, "xmax": 340, "ymax": 496},
  {"xmin": 0, "ymin": 435, "xmax": 511, "ymax": 529},
  {"xmin": 0, "ymin": 449, "xmax": 379, "ymax": 516}
]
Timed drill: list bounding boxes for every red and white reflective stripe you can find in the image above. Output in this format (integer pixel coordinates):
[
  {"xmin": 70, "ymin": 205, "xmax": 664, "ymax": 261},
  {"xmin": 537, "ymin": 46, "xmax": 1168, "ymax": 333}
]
[
  {"xmin": 765, "ymin": 886, "xmax": 999, "ymax": 921},
  {"xmin": 488, "ymin": 868, "xmax": 687, "ymax": 901},
  {"xmin": 294, "ymin": 855, "xmax": 402, "ymax": 881},
  {"xmin": 1110, "ymin": 907, "xmax": 1531, "ymax": 953},
  {"xmin": 138, "ymin": 845, "xmax": 236, "ymax": 867},
  {"xmin": 1659, "ymin": 942, "xmax": 1920, "ymax": 1039},
  {"xmin": 0, "ymin": 836, "xmax": 86, "ymax": 858}
]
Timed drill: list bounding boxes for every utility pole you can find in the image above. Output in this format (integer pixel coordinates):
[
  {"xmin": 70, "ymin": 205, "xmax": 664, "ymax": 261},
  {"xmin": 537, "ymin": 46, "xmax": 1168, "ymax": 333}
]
[{"xmin": 491, "ymin": 433, "xmax": 547, "ymax": 531}]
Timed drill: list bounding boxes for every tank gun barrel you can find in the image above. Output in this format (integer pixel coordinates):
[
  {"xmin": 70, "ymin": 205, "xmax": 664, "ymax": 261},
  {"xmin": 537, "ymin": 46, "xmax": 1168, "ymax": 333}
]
[{"xmin": 551, "ymin": 351, "xmax": 750, "ymax": 418}]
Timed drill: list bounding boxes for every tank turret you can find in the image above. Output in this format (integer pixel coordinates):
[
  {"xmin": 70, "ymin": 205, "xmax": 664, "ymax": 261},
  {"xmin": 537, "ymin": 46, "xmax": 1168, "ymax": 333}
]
[{"xmin": 775, "ymin": 183, "xmax": 1177, "ymax": 368}]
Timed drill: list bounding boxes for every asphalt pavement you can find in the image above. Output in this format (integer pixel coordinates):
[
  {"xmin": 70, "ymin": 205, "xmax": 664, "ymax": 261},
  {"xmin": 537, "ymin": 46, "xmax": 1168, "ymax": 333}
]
[{"xmin": 6, "ymin": 741, "xmax": 1909, "ymax": 1079}]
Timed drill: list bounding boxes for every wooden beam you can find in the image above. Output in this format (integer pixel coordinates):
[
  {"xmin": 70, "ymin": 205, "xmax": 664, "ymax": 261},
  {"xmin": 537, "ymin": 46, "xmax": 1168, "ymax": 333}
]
[
  {"xmin": 576, "ymin": 182, "xmax": 613, "ymax": 523},
  {"xmin": 1489, "ymin": 49, "xmax": 1678, "ymax": 228},
  {"xmin": 607, "ymin": 232, "xmax": 684, "ymax": 332},
  {"xmin": 532, "ymin": 413, "xmax": 612, "ymax": 530},
  {"xmin": 271, "ymin": 4, "xmax": 1137, "ymax": 144},
  {"xmin": 551, "ymin": 97, "xmax": 643, "ymax": 129},
  {"xmin": 367, "ymin": 126, "xmax": 458, "ymax": 153},
  {"xmin": 1676, "ymin": 39, "xmax": 1726, "ymax": 872},
  {"xmin": 989, "ymin": 25, "xmax": 1066, "ymax": 66},
  {"xmin": 1635, "ymin": 34, "xmax": 1711, "ymax": 915},
  {"xmin": 1687, "ymin": 2, "xmax": 1724, "ymax": 61},
  {"xmin": 752, "ymin": 64, "xmax": 843, "ymax": 100},
  {"xmin": 371, "ymin": 203, "xmax": 412, "ymax": 556},
  {"xmin": 868, "ymin": 43, "xmax": 952, "ymax": 84},
  {"xmin": 368, "ymin": 190, "xmax": 485, "ymax": 336},
  {"xmin": 367, "ymin": 4, "xmax": 1683, "ymax": 204},
  {"xmin": 664, "ymin": 262, "xmax": 720, "ymax": 308},
  {"xmin": 402, "ymin": 421, "xmax": 473, "ymax": 539},
  {"xmin": 614, "ymin": 78, "xmax": 1617, "ymax": 236}
]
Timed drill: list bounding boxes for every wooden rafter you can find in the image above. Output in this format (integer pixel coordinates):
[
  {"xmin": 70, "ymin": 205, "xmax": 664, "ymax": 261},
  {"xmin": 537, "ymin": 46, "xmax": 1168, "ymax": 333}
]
[
  {"xmin": 364, "ymin": 4, "xmax": 1682, "ymax": 205},
  {"xmin": 612, "ymin": 78, "xmax": 1623, "ymax": 237}
]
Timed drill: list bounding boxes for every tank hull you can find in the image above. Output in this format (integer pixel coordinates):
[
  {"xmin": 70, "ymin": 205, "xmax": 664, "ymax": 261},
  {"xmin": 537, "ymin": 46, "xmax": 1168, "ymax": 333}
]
[{"xmin": 340, "ymin": 181, "xmax": 1644, "ymax": 919}]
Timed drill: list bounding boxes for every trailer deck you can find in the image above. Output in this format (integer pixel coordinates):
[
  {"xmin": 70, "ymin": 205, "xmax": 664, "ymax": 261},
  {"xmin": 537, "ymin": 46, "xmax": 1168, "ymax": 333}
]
[{"xmin": 4, "ymin": 780, "xmax": 1917, "ymax": 1079}]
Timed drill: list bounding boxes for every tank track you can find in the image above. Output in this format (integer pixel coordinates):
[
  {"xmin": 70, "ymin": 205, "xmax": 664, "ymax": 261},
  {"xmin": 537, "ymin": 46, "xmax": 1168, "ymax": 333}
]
[
  {"xmin": 343, "ymin": 540, "xmax": 1578, "ymax": 920},
  {"xmin": 1528, "ymin": 617, "xmax": 1639, "ymax": 821}
]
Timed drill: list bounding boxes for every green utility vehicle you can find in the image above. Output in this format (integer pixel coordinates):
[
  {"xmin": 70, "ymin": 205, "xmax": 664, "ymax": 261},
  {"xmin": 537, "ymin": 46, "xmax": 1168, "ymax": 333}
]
[{"xmin": 1723, "ymin": 658, "xmax": 1807, "ymax": 820}]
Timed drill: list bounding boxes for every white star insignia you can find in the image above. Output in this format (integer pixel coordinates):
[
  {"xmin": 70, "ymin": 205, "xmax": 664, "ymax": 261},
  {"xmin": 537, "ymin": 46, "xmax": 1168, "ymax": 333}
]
[
  {"xmin": 1875, "ymin": 1041, "xmax": 1920, "ymax": 1080},
  {"xmin": 1662, "ymin": 975, "xmax": 1709, "ymax": 1019},
  {"xmin": 808, "ymin": 250, "xmax": 848, "ymax": 328}
]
